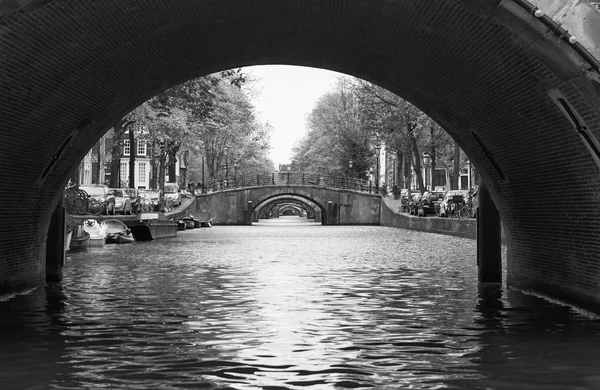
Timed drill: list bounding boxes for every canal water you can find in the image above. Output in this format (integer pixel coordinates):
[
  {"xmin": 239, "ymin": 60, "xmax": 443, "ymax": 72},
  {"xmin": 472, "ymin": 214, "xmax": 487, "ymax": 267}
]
[{"xmin": 2, "ymin": 217, "xmax": 600, "ymax": 389}]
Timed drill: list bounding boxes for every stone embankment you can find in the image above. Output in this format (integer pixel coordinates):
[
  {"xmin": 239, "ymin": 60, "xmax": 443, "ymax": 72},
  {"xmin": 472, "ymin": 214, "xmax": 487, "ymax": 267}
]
[{"xmin": 380, "ymin": 197, "xmax": 479, "ymax": 240}]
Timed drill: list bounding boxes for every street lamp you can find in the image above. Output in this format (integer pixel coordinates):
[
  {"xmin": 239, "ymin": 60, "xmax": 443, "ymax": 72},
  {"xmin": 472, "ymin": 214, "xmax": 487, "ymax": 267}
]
[
  {"xmin": 375, "ymin": 145, "xmax": 381, "ymax": 193},
  {"xmin": 224, "ymin": 147, "xmax": 229, "ymax": 179},
  {"xmin": 422, "ymin": 152, "xmax": 431, "ymax": 191},
  {"xmin": 391, "ymin": 153, "xmax": 398, "ymax": 199},
  {"xmin": 347, "ymin": 160, "xmax": 353, "ymax": 189},
  {"xmin": 233, "ymin": 161, "xmax": 239, "ymax": 187}
]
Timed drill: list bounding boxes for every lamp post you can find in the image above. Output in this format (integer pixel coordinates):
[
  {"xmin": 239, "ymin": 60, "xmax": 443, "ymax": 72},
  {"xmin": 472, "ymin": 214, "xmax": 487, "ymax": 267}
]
[
  {"xmin": 375, "ymin": 145, "xmax": 381, "ymax": 193},
  {"xmin": 233, "ymin": 161, "xmax": 238, "ymax": 188},
  {"xmin": 201, "ymin": 156, "xmax": 205, "ymax": 193},
  {"xmin": 422, "ymin": 152, "xmax": 431, "ymax": 191},
  {"xmin": 223, "ymin": 146, "xmax": 229, "ymax": 188},
  {"xmin": 391, "ymin": 153, "xmax": 399, "ymax": 199},
  {"xmin": 347, "ymin": 160, "xmax": 353, "ymax": 189}
]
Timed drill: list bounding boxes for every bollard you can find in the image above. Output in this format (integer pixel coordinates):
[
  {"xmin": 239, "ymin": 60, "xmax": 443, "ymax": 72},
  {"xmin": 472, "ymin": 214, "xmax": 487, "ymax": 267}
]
[{"xmin": 327, "ymin": 201, "xmax": 333, "ymax": 225}]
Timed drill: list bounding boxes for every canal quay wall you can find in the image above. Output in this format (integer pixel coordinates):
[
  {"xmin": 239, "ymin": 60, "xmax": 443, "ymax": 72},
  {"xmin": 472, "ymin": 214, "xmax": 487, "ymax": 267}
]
[
  {"xmin": 380, "ymin": 198, "xmax": 507, "ymax": 242},
  {"xmin": 380, "ymin": 198, "xmax": 476, "ymax": 239}
]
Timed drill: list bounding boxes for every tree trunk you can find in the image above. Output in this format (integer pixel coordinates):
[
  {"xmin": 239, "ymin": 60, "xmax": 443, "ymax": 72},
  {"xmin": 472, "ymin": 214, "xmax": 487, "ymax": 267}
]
[
  {"xmin": 430, "ymin": 126, "xmax": 436, "ymax": 190},
  {"xmin": 128, "ymin": 129, "xmax": 136, "ymax": 188},
  {"xmin": 404, "ymin": 152, "xmax": 411, "ymax": 191},
  {"xmin": 159, "ymin": 149, "xmax": 166, "ymax": 195},
  {"xmin": 408, "ymin": 125, "xmax": 425, "ymax": 193},
  {"xmin": 396, "ymin": 151, "xmax": 404, "ymax": 189},
  {"xmin": 452, "ymin": 141, "xmax": 461, "ymax": 190}
]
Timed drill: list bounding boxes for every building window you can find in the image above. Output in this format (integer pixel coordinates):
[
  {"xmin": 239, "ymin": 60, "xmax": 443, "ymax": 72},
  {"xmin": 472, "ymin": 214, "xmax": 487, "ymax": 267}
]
[
  {"xmin": 434, "ymin": 169, "xmax": 446, "ymax": 189},
  {"xmin": 138, "ymin": 162, "xmax": 146, "ymax": 184},
  {"xmin": 120, "ymin": 163, "xmax": 128, "ymax": 186},
  {"xmin": 123, "ymin": 140, "xmax": 130, "ymax": 156},
  {"xmin": 137, "ymin": 141, "xmax": 146, "ymax": 156}
]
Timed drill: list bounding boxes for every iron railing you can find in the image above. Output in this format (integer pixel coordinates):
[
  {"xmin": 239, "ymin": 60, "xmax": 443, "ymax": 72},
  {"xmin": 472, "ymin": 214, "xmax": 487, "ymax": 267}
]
[{"xmin": 201, "ymin": 172, "xmax": 375, "ymax": 194}]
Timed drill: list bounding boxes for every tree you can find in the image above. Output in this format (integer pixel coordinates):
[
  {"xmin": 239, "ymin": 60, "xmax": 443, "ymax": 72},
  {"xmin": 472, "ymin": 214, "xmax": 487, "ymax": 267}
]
[{"xmin": 293, "ymin": 78, "xmax": 373, "ymax": 179}]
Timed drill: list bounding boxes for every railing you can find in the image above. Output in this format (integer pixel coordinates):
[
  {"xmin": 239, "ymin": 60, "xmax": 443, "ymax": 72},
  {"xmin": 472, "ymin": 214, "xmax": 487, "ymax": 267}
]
[{"xmin": 200, "ymin": 172, "xmax": 375, "ymax": 194}]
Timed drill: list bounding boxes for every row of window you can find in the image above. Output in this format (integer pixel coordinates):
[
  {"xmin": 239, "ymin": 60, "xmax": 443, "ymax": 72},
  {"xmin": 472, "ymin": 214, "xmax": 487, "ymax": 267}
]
[
  {"xmin": 123, "ymin": 140, "xmax": 147, "ymax": 156},
  {"xmin": 120, "ymin": 162, "xmax": 148, "ymax": 186}
]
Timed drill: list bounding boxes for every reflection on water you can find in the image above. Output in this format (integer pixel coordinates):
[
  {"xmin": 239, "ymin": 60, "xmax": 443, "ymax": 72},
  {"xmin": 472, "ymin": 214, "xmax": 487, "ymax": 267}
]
[{"xmin": 2, "ymin": 216, "xmax": 600, "ymax": 389}]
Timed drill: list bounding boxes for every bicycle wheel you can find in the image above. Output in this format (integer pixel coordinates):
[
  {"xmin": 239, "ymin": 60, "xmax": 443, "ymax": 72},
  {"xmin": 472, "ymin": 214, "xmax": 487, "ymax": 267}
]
[
  {"xmin": 88, "ymin": 200, "xmax": 104, "ymax": 216},
  {"xmin": 73, "ymin": 197, "xmax": 88, "ymax": 215},
  {"xmin": 459, "ymin": 206, "xmax": 469, "ymax": 218}
]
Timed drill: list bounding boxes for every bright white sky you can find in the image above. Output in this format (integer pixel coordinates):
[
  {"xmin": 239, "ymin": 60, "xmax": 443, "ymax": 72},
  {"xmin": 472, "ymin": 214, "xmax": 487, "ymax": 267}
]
[{"xmin": 242, "ymin": 65, "xmax": 341, "ymax": 166}]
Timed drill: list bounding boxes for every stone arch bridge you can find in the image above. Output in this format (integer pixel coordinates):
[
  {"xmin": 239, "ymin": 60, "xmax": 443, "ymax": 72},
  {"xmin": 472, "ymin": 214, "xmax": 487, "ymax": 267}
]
[
  {"xmin": 1, "ymin": 0, "xmax": 600, "ymax": 312},
  {"xmin": 195, "ymin": 184, "xmax": 381, "ymax": 226}
]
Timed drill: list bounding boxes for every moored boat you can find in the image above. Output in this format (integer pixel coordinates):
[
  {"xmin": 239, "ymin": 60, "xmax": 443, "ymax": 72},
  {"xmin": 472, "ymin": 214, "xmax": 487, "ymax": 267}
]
[
  {"xmin": 124, "ymin": 212, "xmax": 178, "ymax": 241},
  {"xmin": 195, "ymin": 211, "xmax": 213, "ymax": 227},
  {"xmin": 102, "ymin": 219, "xmax": 135, "ymax": 244},
  {"xmin": 69, "ymin": 231, "xmax": 90, "ymax": 251},
  {"xmin": 182, "ymin": 218, "xmax": 196, "ymax": 229},
  {"xmin": 83, "ymin": 219, "xmax": 108, "ymax": 247}
]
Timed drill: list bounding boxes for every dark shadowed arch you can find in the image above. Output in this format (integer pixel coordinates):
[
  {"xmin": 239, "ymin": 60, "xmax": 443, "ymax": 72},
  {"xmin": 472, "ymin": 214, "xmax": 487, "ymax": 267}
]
[
  {"xmin": 1, "ymin": 0, "xmax": 600, "ymax": 310},
  {"xmin": 253, "ymin": 194, "xmax": 324, "ymax": 224}
]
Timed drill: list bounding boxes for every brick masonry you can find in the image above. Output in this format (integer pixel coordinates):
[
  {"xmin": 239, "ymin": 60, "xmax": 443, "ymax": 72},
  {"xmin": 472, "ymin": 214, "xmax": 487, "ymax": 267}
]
[
  {"xmin": 195, "ymin": 186, "xmax": 381, "ymax": 226},
  {"xmin": 1, "ymin": 0, "xmax": 600, "ymax": 310}
]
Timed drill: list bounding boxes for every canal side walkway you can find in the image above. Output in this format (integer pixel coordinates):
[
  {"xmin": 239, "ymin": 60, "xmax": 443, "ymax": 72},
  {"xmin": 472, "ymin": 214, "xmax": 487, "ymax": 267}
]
[{"xmin": 380, "ymin": 196, "xmax": 478, "ymax": 240}]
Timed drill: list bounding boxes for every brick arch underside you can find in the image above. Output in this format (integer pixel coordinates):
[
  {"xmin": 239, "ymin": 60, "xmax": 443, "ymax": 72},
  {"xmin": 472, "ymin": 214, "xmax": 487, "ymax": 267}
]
[
  {"xmin": 253, "ymin": 195, "xmax": 322, "ymax": 223},
  {"xmin": 1, "ymin": 0, "xmax": 600, "ymax": 309},
  {"xmin": 257, "ymin": 200, "xmax": 317, "ymax": 219}
]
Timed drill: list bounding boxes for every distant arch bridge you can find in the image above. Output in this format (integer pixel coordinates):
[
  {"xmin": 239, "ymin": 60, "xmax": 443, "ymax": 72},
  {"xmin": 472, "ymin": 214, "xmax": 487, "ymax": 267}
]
[{"xmin": 195, "ymin": 174, "xmax": 381, "ymax": 226}]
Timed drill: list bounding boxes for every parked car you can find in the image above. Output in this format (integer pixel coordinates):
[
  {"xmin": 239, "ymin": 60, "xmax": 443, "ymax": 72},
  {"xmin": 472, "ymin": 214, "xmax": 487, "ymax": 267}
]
[
  {"xmin": 439, "ymin": 190, "xmax": 469, "ymax": 218},
  {"xmin": 79, "ymin": 184, "xmax": 116, "ymax": 215},
  {"xmin": 417, "ymin": 190, "xmax": 446, "ymax": 216},
  {"xmin": 123, "ymin": 188, "xmax": 141, "ymax": 214},
  {"xmin": 409, "ymin": 193, "xmax": 423, "ymax": 215},
  {"xmin": 164, "ymin": 182, "xmax": 181, "ymax": 207},
  {"xmin": 110, "ymin": 188, "xmax": 132, "ymax": 215}
]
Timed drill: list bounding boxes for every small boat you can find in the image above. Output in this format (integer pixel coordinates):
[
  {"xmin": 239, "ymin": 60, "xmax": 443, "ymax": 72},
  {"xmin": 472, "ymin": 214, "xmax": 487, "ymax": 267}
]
[
  {"xmin": 173, "ymin": 219, "xmax": 186, "ymax": 231},
  {"xmin": 124, "ymin": 212, "xmax": 178, "ymax": 241},
  {"xmin": 102, "ymin": 219, "xmax": 135, "ymax": 244},
  {"xmin": 69, "ymin": 231, "xmax": 90, "ymax": 251},
  {"xmin": 182, "ymin": 216, "xmax": 200, "ymax": 228},
  {"xmin": 83, "ymin": 219, "xmax": 108, "ymax": 247},
  {"xmin": 182, "ymin": 218, "xmax": 195, "ymax": 229},
  {"xmin": 195, "ymin": 212, "xmax": 213, "ymax": 227}
]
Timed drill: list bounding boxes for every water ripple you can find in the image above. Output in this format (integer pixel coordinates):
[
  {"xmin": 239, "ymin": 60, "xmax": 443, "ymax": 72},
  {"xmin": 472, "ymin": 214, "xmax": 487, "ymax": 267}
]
[{"xmin": 1, "ymin": 221, "xmax": 600, "ymax": 389}]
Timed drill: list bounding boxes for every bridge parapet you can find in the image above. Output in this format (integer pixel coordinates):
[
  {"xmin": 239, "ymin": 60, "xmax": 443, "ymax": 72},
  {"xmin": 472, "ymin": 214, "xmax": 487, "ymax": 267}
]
[
  {"xmin": 201, "ymin": 172, "xmax": 374, "ymax": 194},
  {"xmin": 195, "ymin": 184, "xmax": 381, "ymax": 226}
]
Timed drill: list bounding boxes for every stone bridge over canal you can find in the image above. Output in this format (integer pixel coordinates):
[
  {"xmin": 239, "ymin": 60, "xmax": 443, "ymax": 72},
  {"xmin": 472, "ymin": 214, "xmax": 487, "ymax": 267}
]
[
  {"xmin": 195, "ymin": 184, "xmax": 381, "ymax": 226},
  {"xmin": 1, "ymin": 0, "xmax": 600, "ymax": 313}
]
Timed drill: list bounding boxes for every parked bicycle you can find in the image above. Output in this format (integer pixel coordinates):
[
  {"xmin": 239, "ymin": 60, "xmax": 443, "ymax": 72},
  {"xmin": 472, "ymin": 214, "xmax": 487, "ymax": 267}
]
[
  {"xmin": 400, "ymin": 196, "xmax": 410, "ymax": 213},
  {"xmin": 87, "ymin": 198, "xmax": 104, "ymax": 216},
  {"xmin": 64, "ymin": 187, "xmax": 89, "ymax": 215},
  {"xmin": 458, "ymin": 198, "xmax": 475, "ymax": 219}
]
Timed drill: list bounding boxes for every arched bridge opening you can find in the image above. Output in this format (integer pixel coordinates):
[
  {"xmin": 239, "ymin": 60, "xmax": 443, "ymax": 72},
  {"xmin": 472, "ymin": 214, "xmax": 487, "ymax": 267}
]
[
  {"xmin": 253, "ymin": 194, "xmax": 324, "ymax": 224},
  {"xmin": 1, "ymin": 1, "xmax": 600, "ymax": 311}
]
